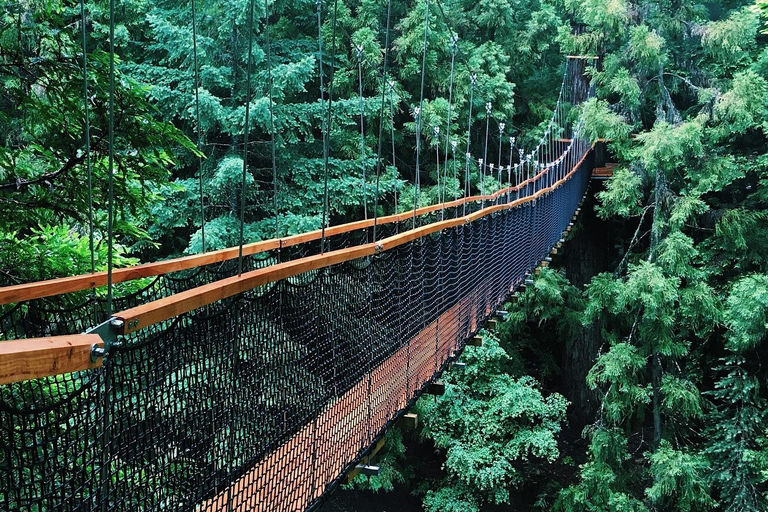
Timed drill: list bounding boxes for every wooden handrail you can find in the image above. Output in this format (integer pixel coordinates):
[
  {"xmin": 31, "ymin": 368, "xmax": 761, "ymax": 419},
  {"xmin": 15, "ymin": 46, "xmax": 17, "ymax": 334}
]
[
  {"xmin": 0, "ymin": 150, "xmax": 590, "ymax": 383},
  {"xmin": 114, "ymin": 151, "xmax": 590, "ymax": 336},
  {"xmin": 0, "ymin": 172, "xmax": 545, "ymax": 306},
  {"xmin": 0, "ymin": 334, "xmax": 103, "ymax": 385}
]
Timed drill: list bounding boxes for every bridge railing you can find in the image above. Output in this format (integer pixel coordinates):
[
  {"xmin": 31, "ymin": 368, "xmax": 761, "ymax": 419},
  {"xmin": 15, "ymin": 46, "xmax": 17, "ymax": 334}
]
[
  {"xmin": 0, "ymin": 146, "xmax": 593, "ymax": 512},
  {"xmin": 0, "ymin": 160, "xmax": 567, "ymax": 345}
]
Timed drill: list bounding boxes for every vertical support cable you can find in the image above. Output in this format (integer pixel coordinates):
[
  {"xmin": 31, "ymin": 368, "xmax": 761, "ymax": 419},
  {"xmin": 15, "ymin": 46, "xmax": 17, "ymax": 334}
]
[
  {"xmin": 507, "ymin": 136, "xmax": 514, "ymax": 203},
  {"xmin": 316, "ymin": 0, "xmax": 328, "ymax": 253},
  {"xmin": 451, "ymin": 139, "xmax": 458, "ymax": 203},
  {"xmin": 265, "ymin": 0, "xmax": 279, "ymax": 241},
  {"xmin": 433, "ymin": 126, "xmax": 440, "ymax": 216},
  {"xmin": 389, "ymin": 81, "xmax": 398, "ymax": 215},
  {"xmin": 463, "ymin": 73, "xmax": 476, "ymax": 215},
  {"xmin": 441, "ymin": 36, "xmax": 457, "ymax": 217},
  {"xmin": 320, "ymin": 0, "xmax": 339, "ymax": 253},
  {"xmin": 356, "ymin": 45, "xmax": 367, "ymax": 221},
  {"xmin": 237, "ymin": 0, "xmax": 256, "ymax": 275},
  {"xmin": 412, "ymin": 0, "xmax": 430, "ymax": 227},
  {"xmin": 497, "ymin": 121, "xmax": 504, "ymax": 179},
  {"xmin": 79, "ymin": 0, "xmax": 94, "ymax": 274},
  {"xmin": 481, "ymin": 101, "xmax": 491, "ymax": 208},
  {"xmin": 100, "ymin": 3, "xmax": 117, "ymax": 510},
  {"xmin": 191, "ymin": 0, "xmax": 206, "ymax": 253},
  {"xmin": 372, "ymin": 0, "xmax": 392, "ymax": 241},
  {"xmin": 106, "ymin": 0, "xmax": 116, "ymax": 318}
]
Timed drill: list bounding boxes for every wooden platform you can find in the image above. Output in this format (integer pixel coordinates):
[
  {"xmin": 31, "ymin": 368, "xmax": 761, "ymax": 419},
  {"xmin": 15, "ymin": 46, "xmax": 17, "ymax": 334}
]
[{"xmin": 592, "ymin": 162, "xmax": 618, "ymax": 179}]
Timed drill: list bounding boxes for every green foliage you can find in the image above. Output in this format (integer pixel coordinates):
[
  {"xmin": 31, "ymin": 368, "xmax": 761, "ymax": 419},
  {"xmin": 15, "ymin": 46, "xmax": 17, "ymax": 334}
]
[
  {"xmin": 554, "ymin": 428, "xmax": 649, "ymax": 512},
  {"xmin": 586, "ymin": 342, "xmax": 649, "ymax": 423},
  {"xmin": 723, "ymin": 274, "xmax": 768, "ymax": 352},
  {"xmin": 645, "ymin": 441, "xmax": 715, "ymax": 511},
  {"xmin": 703, "ymin": 8, "xmax": 760, "ymax": 71},
  {"xmin": 0, "ymin": 226, "xmax": 137, "ymax": 286},
  {"xmin": 579, "ymin": 98, "xmax": 632, "ymax": 144},
  {"xmin": 595, "ymin": 167, "xmax": 644, "ymax": 218},
  {"xmin": 416, "ymin": 334, "xmax": 568, "ymax": 509}
]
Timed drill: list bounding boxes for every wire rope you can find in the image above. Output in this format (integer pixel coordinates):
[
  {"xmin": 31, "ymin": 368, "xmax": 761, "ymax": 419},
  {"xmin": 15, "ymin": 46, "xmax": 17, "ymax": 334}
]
[
  {"xmin": 320, "ymin": 0, "xmax": 339, "ymax": 254},
  {"xmin": 317, "ymin": 0, "xmax": 329, "ymax": 252},
  {"xmin": 412, "ymin": 0, "xmax": 431, "ymax": 228},
  {"xmin": 373, "ymin": 0, "xmax": 393, "ymax": 242},
  {"xmin": 191, "ymin": 0, "xmax": 206, "ymax": 253},
  {"xmin": 237, "ymin": 0, "xmax": 256, "ymax": 275},
  {"xmin": 106, "ymin": 0, "xmax": 116, "ymax": 317},
  {"xmin": 265, "ymin": 0, "xmax": 279, "ymax": 242},
  {"xmin": 79, "ymin": 0, "xmax": 94, "ymax": 274},
  {"xmin": 356, "ymin": 46, "xmax": 367, "ymax": 221}
]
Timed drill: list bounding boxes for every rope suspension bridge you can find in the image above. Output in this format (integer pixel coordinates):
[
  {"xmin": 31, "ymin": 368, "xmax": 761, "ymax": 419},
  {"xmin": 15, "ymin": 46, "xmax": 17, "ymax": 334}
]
[{"xmin": 1, "ymin": 1, "xmax": 598, "ymax": 510}]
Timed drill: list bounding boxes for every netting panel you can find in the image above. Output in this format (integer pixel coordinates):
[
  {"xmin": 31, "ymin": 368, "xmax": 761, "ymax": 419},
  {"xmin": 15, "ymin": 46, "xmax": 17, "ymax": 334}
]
[{"xmin": 1, "ymin": 153, "xmax": 592, "ymax": 512}]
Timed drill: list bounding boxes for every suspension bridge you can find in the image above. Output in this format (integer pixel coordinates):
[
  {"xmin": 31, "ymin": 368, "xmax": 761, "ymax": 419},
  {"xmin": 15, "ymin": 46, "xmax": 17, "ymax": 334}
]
[{"xmin": 0, "ymin": 0, "xmax": 601, "ymax": 510}]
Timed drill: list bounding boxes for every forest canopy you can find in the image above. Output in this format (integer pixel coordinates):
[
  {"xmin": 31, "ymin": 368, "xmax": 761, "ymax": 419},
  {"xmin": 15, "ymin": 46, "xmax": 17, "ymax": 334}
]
[{"xmin": 1, "ymin": 0, "xmax": 768, "ymax": 511}]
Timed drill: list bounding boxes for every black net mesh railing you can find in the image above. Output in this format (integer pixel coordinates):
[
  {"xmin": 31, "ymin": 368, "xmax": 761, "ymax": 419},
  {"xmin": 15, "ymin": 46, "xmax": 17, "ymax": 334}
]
[
  {"xmin": 0, "ymin": 193, "xmax": 494, "ymax": 343},
  {"xmin": 0, "ymin": 151, "xmax": 592, "ymax": 512}
]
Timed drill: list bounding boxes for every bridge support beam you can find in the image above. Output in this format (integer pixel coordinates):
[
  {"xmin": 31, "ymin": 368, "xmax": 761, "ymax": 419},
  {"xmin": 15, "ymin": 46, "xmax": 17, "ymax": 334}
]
[
  {"xmin": 426, "ymin": 381, "xmax": 446, "ymax": 396},
  {"xmin": 397, "ymin": 413, "xmax": 419, "ymax": 431},
  {"xmin": 342, "ymin": 437, "xmax": 386, "ymax": 484},
  {"xmin": 468, "ymin": 335, "xmax": 483, "ymax": 347}
]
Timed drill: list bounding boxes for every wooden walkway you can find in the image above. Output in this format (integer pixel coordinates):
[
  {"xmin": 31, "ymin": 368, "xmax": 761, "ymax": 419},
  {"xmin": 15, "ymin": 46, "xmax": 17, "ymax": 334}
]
[
  {"xmin": 199, "ymin": 279, "xmax": 500, "ymax": 512},
  {"xmin": 592, "ymin": 162, "xmax": 617, "ymax": 179}
]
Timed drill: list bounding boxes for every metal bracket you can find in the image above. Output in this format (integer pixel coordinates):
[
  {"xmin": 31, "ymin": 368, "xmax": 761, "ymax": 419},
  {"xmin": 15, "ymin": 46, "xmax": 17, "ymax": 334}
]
[
  {"xmin": 85, "ymin": 318, "xmax": 123, "ymax": 362},
  {"xmin": 355, "ymin": 464, "xmax": 380, "ymax": 477}
]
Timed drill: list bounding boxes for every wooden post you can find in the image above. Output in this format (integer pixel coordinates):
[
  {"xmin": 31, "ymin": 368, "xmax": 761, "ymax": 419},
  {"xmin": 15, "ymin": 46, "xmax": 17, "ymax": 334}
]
[
  {"xmin": 426, "ymin": 381, "xmax": 446, "ymax": 395},
  {"xmin": 397, "ymin": 413, "xmax": 419, "ymax": 430}
]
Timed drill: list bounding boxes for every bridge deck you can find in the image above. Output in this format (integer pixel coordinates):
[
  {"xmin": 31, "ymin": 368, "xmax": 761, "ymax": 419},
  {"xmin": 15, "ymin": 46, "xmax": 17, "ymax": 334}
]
[{"xmin": 592, "ymin": 162, "xmax": 617, "ymax": 179}]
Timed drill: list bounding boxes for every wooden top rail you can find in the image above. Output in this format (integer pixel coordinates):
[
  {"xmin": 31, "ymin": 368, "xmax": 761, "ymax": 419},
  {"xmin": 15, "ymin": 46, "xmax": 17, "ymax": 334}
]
[
  {"xmin": 0, "ymin": 172, "xmax": 546, "ymax": 306},
  {"xmin": 114, "ymin": 150, "xmax": 590, "ymax": 336},
  {"xmin": 0, "ymin": 334, "xmax": 102, "ymax": 385},
  {"xmin": 0, "ymin": 149, "xmax": 590, "ymax": 384}
]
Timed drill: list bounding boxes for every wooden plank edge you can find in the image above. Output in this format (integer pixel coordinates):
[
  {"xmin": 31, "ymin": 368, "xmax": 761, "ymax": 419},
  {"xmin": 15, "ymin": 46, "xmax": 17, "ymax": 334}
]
[
  {"xmin": 113, "ymin": 150, "xmax": 592, "ymax": 335},
  {"xmin": 0, "ymin": 334, "xmax": 103, "ymax": 385},
  {"xmin": 0, "ymin": 169, "xmax": 550, "ymax": 306}
]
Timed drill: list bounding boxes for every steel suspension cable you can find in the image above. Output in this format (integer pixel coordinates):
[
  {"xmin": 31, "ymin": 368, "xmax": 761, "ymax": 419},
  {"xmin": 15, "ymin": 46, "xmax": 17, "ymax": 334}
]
[
  {"xmin": 320, "ymin": 0, "xmax": 339, "ymax": 253},
  {"xmin": 106, "ymin": 0, "xmax": 116, "ymax": 317},
  {"xmin": 356, "ymin": 45, "xmax": 367, "ymax": 221},
  {"xmin": 372, "ymin": 0, "xmax": 393, "ymax": 242},
  {"xmin": 463, "ymin": 73, "xmax": 476, "ymax": 216},
  {"xmin": 265, "ymin": 0, "xmax": 279, "ymax": 242},
  {"xmin": 389, "ymin": 81, "xmax": 398, "ymax": 215},
  {"xmin": 412, "ymin": 0, "xmax": 430, "ymax": 228},
  {"xmin": 237, "ymin": 0, "xmax": 256, "ymax": 275},
  {"xmin": 441, "ymin": 36, "xmax": 457, "ymax": 218},
  {"xmin": 481, "ymin": 101, "xmax": 490, "ymax": 208},
  {"xmin": 191, "ymin": 0, "xmax": 206, "ymax": 253},
  {"xmin": 100, "ymin": 1, "xmax": 118, "ymax": 509},
  {"xmin": 79, "ymin": 0, "xmax": 94, "ymax": 274},
  {"xmin": 316, "ymin": 0, "xmax": 328, "ymax": 249}
]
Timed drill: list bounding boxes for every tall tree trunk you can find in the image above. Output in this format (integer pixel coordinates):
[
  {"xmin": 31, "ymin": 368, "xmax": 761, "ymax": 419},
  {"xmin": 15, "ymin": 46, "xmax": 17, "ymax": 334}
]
[
  {"xmin": 648, "ymin": 167, "xmax": 666, "ymax": 447},
  {"xmin": 561, "ymin": 189, "xmax": 613, "ymax": 425},
  {"xmin": 652, "ymin": 349, "xmax": 662, "ymax": 447}
]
